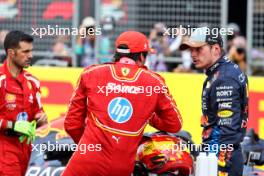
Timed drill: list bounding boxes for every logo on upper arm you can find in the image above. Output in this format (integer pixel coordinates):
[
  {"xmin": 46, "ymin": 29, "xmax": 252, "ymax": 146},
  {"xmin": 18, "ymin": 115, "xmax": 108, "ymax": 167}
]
[
  {"xmin": 108, "ymin": 97, "xmax": 133, "ymax": 123},
  {"xmin": 238, "ymin": 73, "xmax": 245, "ymax": 83}
]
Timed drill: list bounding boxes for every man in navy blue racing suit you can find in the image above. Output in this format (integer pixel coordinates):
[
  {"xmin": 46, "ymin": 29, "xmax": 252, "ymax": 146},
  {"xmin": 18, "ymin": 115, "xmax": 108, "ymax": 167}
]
[{"xmin": 180, "ymin": 27, "xmax": 248, "ymax": 176}]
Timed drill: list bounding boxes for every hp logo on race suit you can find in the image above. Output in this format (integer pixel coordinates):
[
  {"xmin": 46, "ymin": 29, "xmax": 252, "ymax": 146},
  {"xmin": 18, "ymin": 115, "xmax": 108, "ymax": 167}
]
[{"xmin": 108, "ymin": 97, "xmax": 133, "ymax": 123}]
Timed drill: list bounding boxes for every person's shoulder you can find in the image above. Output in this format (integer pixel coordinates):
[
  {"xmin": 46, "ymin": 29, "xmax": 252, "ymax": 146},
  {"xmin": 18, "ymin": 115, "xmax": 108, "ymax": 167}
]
[
  {"xmin": 218, "ymin": 57, "xmax": 247, "ymax": 84},
  {"xmin": 0, "ymin": 65, "xmax": 4, "ymax": 75},
  {"xmin": 82, "ymin": 63, "xmax": 112, "ymax": 75},
  {"xmin": 83, "ymin": 63, "xmax": 112, "ymax": 72},
  {"xmin": 23, "ymin": 71, "xmax": 40, "ymax": 88},
  {"xmin": 141, "ymin": 68, "xmax": 166, "ymax": 84}
]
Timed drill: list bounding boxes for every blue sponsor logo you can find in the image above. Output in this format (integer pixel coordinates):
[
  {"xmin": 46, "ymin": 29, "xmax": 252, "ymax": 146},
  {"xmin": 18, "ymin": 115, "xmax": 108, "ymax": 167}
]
[
  {"xmin": 108, "ymin": 97, "xmax": 133, "ymax": 123},
  {"xmin": 16, "ymin": 112, "xmax": 28, "ymax": 121},
  {"xmin": 239, "ymin": 73, "xmax": 245, "ymax": 83}
]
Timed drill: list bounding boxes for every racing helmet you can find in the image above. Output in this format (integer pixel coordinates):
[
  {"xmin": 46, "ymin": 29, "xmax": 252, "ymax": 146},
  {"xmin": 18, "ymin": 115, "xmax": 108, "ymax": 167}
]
[{"xmin": 135, "ymin": 132, "xmax": 193, "ymax": 175}]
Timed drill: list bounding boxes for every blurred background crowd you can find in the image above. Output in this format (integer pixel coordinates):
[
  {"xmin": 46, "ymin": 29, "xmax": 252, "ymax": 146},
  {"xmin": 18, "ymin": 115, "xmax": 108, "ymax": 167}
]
[{"xmin": 0, "ymin": 0, "xmax": 264, "ymax": 76}]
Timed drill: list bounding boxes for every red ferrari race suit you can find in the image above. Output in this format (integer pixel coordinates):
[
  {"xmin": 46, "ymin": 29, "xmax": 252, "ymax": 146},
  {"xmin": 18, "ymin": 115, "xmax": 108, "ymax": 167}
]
[
  {"xmin": 63, "ymin": 58, "xmax": 183, "ymax": 176},
  {"xmin": 0, "ymin": 60, "xmax": 44, "ymax": 176}
]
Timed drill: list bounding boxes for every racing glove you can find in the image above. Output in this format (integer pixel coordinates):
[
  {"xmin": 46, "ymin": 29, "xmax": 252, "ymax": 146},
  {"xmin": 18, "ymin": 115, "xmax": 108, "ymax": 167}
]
[{"xmin": 14, "ymin": 120, "xmax": 37, "ymax": 144}]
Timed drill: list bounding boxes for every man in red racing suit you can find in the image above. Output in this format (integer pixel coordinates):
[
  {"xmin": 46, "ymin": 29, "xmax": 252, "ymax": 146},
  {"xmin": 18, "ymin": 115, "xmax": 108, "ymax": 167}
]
[
  {"xmin": 0, "ymin": 31, "xmax": 47, "ymax": 176},
  {"xmin": 63, "ymin": 31, "xmax": 183, "ymax": 176}
]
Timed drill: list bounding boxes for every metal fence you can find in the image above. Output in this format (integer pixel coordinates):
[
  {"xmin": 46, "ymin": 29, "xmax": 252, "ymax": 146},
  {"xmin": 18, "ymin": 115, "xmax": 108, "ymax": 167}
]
[
  {"xmin": 0, "ymin": 0, "xmax": 78, "ymax": 65},
  {"xmin": 97, "ymin": 0, "xmax": 227, "ymax": 68},
  {"xmin": 247, "ymin": 0, "xmax": 264, "ymax": 75},
  {"xmin": 100, "ymin": 0, "xmax": 225, "ymax": 34}
]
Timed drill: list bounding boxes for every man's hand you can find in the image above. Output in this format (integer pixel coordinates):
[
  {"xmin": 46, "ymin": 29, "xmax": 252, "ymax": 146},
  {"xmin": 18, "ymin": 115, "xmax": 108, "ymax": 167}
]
[
  {"xmin": 19, "ymin": 121, "xmax": 37, "ymax": 144},
  {"xmin": 35, "ymin": 112, "xmax": 48, "ymax": 127},
  {"xmin": 14, "ymin": 120, "xmax": 37, "ymax": 144},
  {"xmin": 14, "ymin": 120, "xmax": 32, "ymax": 136}
]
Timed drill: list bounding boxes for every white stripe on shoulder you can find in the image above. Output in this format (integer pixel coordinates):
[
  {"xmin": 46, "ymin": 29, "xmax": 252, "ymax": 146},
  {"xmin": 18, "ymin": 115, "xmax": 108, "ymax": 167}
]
[
  {"xmin": 0, "ymin": 74, "xmax": 6, "ymax": 88},
  {"xmin": 24, "ymin": 74, "xmax": 40, "ymax": 88}
]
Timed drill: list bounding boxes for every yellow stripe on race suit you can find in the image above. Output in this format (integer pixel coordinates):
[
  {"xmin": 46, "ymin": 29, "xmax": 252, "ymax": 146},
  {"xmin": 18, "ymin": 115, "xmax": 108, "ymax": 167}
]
[
  {"xmin": 91, "ymin": 112, "xmax": 147, "ymax": 137},
  {"xmin": 110, "ymin": 65, "xmax": 142, "ymax": 82}
]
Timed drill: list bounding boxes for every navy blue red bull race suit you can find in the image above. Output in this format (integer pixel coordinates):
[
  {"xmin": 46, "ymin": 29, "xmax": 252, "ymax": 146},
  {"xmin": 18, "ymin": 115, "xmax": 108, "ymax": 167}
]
[{"xmin": 201, "ymin": 56, "xmax": 249, "ymax": 176}]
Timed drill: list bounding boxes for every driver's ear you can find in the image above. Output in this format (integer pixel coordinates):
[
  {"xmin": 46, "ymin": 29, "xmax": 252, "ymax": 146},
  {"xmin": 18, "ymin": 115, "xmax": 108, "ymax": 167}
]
[
  {"xmin": 212, "ymin": 46, "xmax": 216, "ymax": 52},
  {"xmin": 212, "ymin": 45, "xmax": 222, "ymax": 55},
  {"xmin": 139, "ymin": 53, "xmax": 144, "ymax": 62},
  {"xmin": 7, "ymin": 49, "xmax": 15, "ymax": 58}
]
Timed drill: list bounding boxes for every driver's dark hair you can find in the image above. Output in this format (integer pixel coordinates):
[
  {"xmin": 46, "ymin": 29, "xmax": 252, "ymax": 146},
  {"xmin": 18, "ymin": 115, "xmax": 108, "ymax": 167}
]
[
  {"xmin": 4, "ymin": 30, "xmax": 33, "ymax": 54},
  {"xmin": 114, "ymin": 44, "xmax": 148, "ymax": 62}
]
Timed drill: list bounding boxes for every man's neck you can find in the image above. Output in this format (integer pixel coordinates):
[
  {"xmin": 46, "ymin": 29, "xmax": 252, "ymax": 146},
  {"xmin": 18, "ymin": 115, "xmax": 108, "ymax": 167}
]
[
  {"xmin": 7, "ymin": 58, "xmax": 22, "ymax": 78},
  {"xmin": 119, "ymin": 57, "xmax": 145, "ymax": 66}
]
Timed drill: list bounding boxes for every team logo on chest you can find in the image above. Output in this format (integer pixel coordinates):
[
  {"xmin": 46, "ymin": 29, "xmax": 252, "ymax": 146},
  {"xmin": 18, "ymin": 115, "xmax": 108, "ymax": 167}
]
[
  {"xmin": 121, "ymin": 67, "xmax": 130, "ymax": 76},
  {"xmin": 5, "ymin": 93, "xmax": 16, "ymax": 110},
  {"xmin": 108, "ymin": 97, "xmax": 133, "ymax": 123},
  {"xmin": 5, "ymin": 93, "xmax": 16, "ymax": 103}
]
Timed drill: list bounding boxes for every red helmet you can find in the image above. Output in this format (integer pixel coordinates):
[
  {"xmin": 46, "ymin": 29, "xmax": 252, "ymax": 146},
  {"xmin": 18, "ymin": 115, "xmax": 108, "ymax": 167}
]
[
  {"xmin": 136, "ymin": 132, "xmax": 193, "ymax": 175},
  {"xmin": 115, "ymin": 31, "xmax": 152, "ymax": 54}
]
